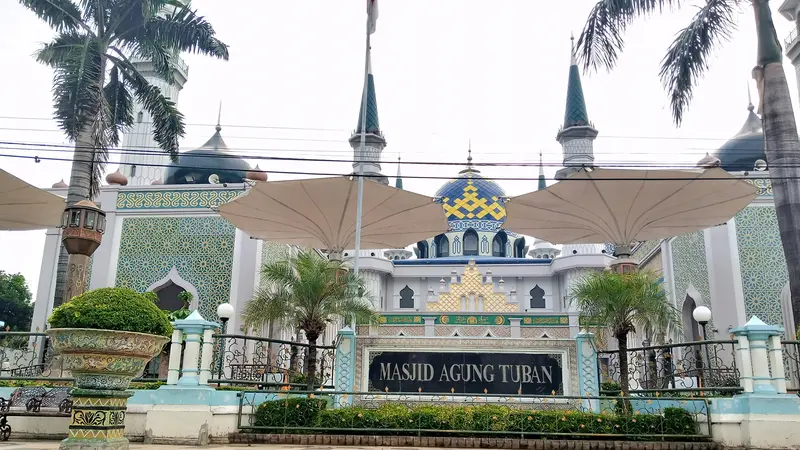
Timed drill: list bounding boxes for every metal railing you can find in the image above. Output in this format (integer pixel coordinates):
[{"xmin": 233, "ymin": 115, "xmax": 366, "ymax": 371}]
[
  {"xmin": 237, "ymin": 390, "xmax": 711, "ymax": 440},
  {"xmin": 210, "ymin": 334, "xmax": 335, "ymax": 389},
  {"xmin": 783, "ymin": 340, "xmax": 800, "ymax": 393},
  {"xmin": 598, "ymin": 340, "xmax": 741, "ymax": 395},
  {"xmin": 0, "ymin": 331, "xmax": 164, "ymax": 385},
  {"xmin": 785, "ymin": 27, "xmax": 800, "ymax": 50}
]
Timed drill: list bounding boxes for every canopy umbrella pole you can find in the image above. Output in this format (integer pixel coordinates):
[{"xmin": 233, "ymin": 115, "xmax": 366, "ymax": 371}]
[{"xmin": 351, "ymin": 11, "xmax": 373, "ymax": 328}]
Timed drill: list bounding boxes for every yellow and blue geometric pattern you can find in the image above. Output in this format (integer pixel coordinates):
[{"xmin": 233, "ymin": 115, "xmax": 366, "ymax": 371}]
[{"xmin": 435, "ymin": 171, "xmax": 506, "ymax": 232}]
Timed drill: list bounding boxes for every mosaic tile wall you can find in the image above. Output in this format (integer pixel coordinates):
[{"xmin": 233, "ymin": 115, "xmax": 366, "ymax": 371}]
[
  {"xmin": 669, "ymin": 231, "xmax": 711, "ymax": 314},
  {"xmin": 631, "ymin": 240, "xmax": 661, "ymax": 262},
  {"xmin": 734, "ymin": 206, "xmax": 786, "ymax": 325},
  {"xmin": 115, "ymin": 216, "xmax": 235, "ymax": 321}
]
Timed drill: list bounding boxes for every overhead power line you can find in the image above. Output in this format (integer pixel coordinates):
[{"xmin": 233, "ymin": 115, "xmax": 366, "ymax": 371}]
[{"xmin": 0, "ymin": 152, "xmax": 777, "ymax": 182}]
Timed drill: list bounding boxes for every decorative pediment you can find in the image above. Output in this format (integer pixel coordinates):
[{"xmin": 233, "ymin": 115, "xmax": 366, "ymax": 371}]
[{"xmin": 427, "ymin": 260, "xmax": 517, "ymax": 313}]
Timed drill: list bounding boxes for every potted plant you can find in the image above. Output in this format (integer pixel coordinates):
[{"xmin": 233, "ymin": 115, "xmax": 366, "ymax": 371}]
[{"xmin": 47, "ymin": 287, "xmax": 172, "ymax": 450}]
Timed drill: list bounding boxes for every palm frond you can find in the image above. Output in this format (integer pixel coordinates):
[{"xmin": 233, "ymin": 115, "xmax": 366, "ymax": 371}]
[
  {"xmin": 146, "ymin": 5, "xmax": 229, "ymax": 59},
  {"xmin": 41, "ymin": 34, "xmax": 104, "ymax": 141},
  {"xmin": 19, "ymin": 0, "xmax": 84, "ymax": 32},
  {"xmin": 103, "ymin": 65, "xmax": 134, "ymax": 147},
  {"xmin": 659, "ymin": 0, "xmax": 736, "ymax": 125},
  {"xmin": 577, "ymin": 0, "xmax": 682, "ymax": 73},
  {"xmin": 108, "ymin": 51, "xmax": 184, "ymax": 161},
  {"xmin": 242, "ymin": 284, "xmax": 295, "ymax": 330},
  {"xmin": 572, "ymin": 270, "xmax": 677, "ymax": 339}
]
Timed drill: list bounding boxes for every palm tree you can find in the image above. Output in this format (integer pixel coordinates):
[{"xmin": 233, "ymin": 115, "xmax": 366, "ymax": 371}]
[
  {"xmin": 576, "ymin": 0, "xmax": 800, "ymax": 329},
  {"xmin": 242, "ymin": 250, "xmax": 378, "ymax": 390},
  {"xmin": 19, "ymin": 0, "xmax": 228, "ymax": 303},
  {"xmin": 572, "ymin": 270, "xmax": 679, "ymax": 396}
]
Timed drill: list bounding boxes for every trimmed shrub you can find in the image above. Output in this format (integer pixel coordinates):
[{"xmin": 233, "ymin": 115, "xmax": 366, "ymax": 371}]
[
  {"xmin": 255, "ymin": 399, "xmax": 699, "ymax": 438},
  {"xmin": 49, "ymin": 287, "xmax": 173, "ymax": 337},
  {"xmin": 253, "ymin": 397, "xmax": 327, "ymax": 428}
]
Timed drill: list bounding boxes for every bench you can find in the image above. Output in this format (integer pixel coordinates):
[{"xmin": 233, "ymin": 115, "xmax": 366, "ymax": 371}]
[{"xmin": 0, "ymin": 386, "xmax": 72, "ymax": 441}]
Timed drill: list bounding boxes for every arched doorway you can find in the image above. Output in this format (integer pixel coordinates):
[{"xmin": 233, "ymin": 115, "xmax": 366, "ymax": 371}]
[{"xmin": 681, "ymin": 295, "xmax": 700, "ymax": 342}]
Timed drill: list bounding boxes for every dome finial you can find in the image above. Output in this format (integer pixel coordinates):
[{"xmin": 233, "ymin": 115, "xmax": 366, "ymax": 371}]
[
  {"xmin": 216, "ymin": 101, "xmax": 222, "ymax": 132},
  {"xmin": 747, "ymin": 81, "xmax": 754, "ymax": 112},
  {"xmin": 570, "ymin": 32, "xmax": 577, "ymax": 66},
  {"xmin": 459, "ymin": 141, "xmax": 480, "ymax": 174}
]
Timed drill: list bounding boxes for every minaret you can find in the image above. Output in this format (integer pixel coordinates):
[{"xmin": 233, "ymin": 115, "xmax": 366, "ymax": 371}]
[
  {"xmin": 555, "ymin": 35, "xmax": 598, "ymax": 180},
  {"xmin": 118, "ymin": 56, "xmax": 189, "ymax": 186},
  {"xmin": 349, "ymin": 52, "xmax": 389, "ymax": 185},
  {"xmin": 395, "ymin": 155, "xmax": 403, "ymax": 189},
  {"xmin": 537, "ymin": 151, "xmax": 547, "ymax": 190}
]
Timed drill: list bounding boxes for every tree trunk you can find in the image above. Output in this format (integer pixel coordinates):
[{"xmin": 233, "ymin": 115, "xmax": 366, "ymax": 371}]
[
  {"xmin": 753, "ymin": 0, "xmax": 800, "ymax": 329},
  {"xmin": 305, "ymin": 331, "xmax": 319, "ymax": 391},
  {"xmin": 616, "ymin": 332, "xmax": 630, "ymax": 395},
  {"xmin": 66, "ymin": 129, "xmax": 97, "ymax": 205}
]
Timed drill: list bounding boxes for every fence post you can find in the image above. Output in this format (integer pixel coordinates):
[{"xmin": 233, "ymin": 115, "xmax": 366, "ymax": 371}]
[
  {"xmin": 576, "ymin": 329, "xmax": 600, "ymax": 412},
  {"xmin": 334, "ymin": 326, "xmax": 356, "ymax": 407},
  {"xmin": 732, "ymin": 316, "xmax": 784, "ymax": 395},
  {"xmin": 172, "ymin": 311, "xmax": 219, "ymax": 387}
]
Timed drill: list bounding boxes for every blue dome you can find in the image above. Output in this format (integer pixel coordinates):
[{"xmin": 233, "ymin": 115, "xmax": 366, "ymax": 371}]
[
  {"xmin": 164, "ymin": 127, "xmax": 251, "ymax": 185},
  {"xmin": 711, "ymin": 106, "xmax": 765, "ymax": 172},
  {"xmin": 435, "ymin": 166, "xmax": 506, "ymax": 233}
]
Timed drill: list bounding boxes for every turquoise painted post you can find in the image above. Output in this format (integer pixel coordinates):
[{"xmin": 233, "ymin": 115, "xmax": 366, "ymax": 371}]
[
  {"xmin": 576, "ymin": 330, "xmax": 600, "ymax": 412},
  {"xmin": 334, "ymin": 326, "xmax": 356, "ymax": 407},
  {"xmin": 732, "ymin": 316, "xmax": 786, "ymax": 395},
  {"xmin": 172, "ymin": 310, "xmax": 220, "ymax": 387}
]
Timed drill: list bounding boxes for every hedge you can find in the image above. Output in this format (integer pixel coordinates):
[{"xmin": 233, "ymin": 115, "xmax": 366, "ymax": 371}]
[{"xmin": 253, "ymin": 398, "xmax": 699, "ymax": 438}]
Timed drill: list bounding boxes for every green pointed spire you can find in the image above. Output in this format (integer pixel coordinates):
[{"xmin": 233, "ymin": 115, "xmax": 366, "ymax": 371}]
[
  {"xmin": 537, "ymin": 151, "xmax": 546, "ymax": 190},
  {"xmin": 563, "ymin": 35, "xmax": 590, "ymax": 128},
  {"xmin": 395, "ymin": 156, "xmax": 403, "ymax": 189},
  {"xmin": 356, "ymin": 59, "xmax": 380, "ymax": 134}
]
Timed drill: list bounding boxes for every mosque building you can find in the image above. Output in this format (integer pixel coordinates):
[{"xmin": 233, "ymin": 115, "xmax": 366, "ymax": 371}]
[{"xmin": 29, "ymin": 34, "xmax": 791, "ymax": 355}]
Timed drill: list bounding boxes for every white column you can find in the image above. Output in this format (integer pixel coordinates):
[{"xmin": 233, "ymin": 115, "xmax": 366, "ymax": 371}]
[
  {"xmin": 199, "ymin": 328, "xmax": 214, "ymax": 385},
  {"xmin": 166, "ymin": 329, "xmax": 183, "ymax": 385},
  {"xmin": 768, "ymin": 335, "xmax": 788, "ymax": 394},
  {"xmin": 424, "ymin": 317, "xmax": 435, "ymax": 337},
  {"xmin": 509, "ymin": 318, "xmax": 522, "ymax": 339},
  {"xmin": 735, "ymin": 335, "xmax": 754, "ymax": 393},
  {"xmin": 30, "ymin": 227, "xmax": 62, "ymax": 332},
  {"xmin": 749, "ymin": 334, "xmax": 772, "ymax": 393}
]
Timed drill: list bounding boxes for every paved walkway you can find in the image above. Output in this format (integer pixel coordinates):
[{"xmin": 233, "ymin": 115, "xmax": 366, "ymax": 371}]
[{"xmin": 0, "ymin": 443, "xmax": 404, "ymax": 450}]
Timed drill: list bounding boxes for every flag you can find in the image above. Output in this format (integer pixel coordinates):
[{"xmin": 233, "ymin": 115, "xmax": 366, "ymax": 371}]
[{"xmin": 367, "ymin": 0, "xmax": 379, "ymax": 34}]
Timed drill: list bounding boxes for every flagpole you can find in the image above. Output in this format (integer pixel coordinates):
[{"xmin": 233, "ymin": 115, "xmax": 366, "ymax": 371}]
[{"xmin": 352, "ymin": 7, "xmax": 372, "ymax": 328}]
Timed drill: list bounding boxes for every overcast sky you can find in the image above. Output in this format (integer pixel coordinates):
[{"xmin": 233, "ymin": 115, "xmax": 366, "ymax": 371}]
[{"xmin": 1, "ymin": 0, "xmax": 798, "ymax": 300}]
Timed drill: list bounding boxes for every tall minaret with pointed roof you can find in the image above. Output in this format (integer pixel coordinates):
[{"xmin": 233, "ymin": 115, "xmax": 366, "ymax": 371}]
[
  {"xmin": 537, "ymin": 151, "xmax": 547, "ymax": 190},
  {"xmin": 395, "ymin": 156, "xmax": 403, "ymax": 189},
  {"xmin": 118, "ymin": 4, "xmax": 190, "ymax": 186},
  {"xmin": 349, "ymin": 53, "xmax": 389, "ymax": 185},
  {"xmin": 555, "ymin": 35, "xmax": 598, "ymax": 180}
]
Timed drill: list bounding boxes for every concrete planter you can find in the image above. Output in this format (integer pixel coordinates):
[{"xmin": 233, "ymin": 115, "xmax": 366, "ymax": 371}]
[{"xmin": 47, "ymin": 328, "xmax": 169, "ymax": 450}]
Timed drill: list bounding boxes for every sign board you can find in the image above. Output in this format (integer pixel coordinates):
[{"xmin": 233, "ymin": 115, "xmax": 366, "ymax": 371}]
[{"xmin": 367, "ymin": 350, "xmax": 563, "ymax": 395}]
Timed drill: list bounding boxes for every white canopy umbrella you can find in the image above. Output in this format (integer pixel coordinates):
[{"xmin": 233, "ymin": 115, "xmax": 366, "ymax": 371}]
[
  {"xmin": 217, "ymin": 176, "xmax": 449, "ymax": 259},
  {"xmin": 0, "ymin": 168, "xmax": 65, "ymax": 231},
  {"xmin": 504, "ymin": 168, "xmax": 757, "ymax": 257}
]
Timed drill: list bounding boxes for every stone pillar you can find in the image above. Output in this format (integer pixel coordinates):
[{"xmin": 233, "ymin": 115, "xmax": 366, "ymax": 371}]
[
  {"xmin": 334, "ymin": 326, "xmax": 356, "ymax": 407},
  {"xmin": 170, "ymin": 311, "xmax": 219, "ymax": 387},
  {"xmin": 509, "ymin": 318, "xmax": 521, "ymax": 339},
  {"xmin": 576, "ymin": 330, "xmax": 600, "ymax": 412},
  {"xmin": 424, "ymin": 317, "xmax": 436, "ymax": 337},
  {"xmin": 199, "ymin": 328, "xmax": 215, "ymax": 385},
  {"xmin": 732, "ymin": 316, "xmax": 784, "ymax": 394},
  {"xmin": 166, "ymin": 329, "xmax": 182, "ymax": 385}
]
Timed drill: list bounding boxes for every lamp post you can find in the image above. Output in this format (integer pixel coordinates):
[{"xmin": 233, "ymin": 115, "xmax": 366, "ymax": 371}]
[
  {"xmin": 692, "ymin": 306, "xmax": 713, "ymax": 390},
  {"xmin": 59, "ymin": 200, "xmax": 106, "ymax": 304},
  {"xmin": 216, "ymin": 303, "xmax": 235, "ymax": 382}
]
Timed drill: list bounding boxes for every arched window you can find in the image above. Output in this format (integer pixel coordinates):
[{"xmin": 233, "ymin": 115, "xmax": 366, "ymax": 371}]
[
  {"xmin": 137, "ymin": 111, "xmax": 144, "ymax": 123},
  {"xmin": 529, "ymin": 285, "xmax": 546, "ymax": 309},
  {"xmin": 154, "ymin": 281, "xmax": 188, "ymax": 311},
  {"xmin": 416, "ymin": 241, "xmax": 429, "ymax": 259},
  {"xmin": 463, "ymin": 229, "xmax": 479, "ymax": 256},
  {"xmin": 434, "ymin": 234, "xmax": 450, "ymax": 257},
  {"xmin": 514, "ymin": 238, "xmax": 526, "ymax": 258},
  {"xmin": 682, "ymin": 296, "xmax": 700, "ymax": 342},
  {"xmin": 493, "ymin": 231, "xmax": 507, "ymax": 257}
]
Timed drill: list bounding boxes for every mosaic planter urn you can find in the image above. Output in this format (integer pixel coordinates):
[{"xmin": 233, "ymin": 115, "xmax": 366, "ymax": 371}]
[{"xmin": 47, "ymin": 328, "xmax": 169, "ymax": 450}]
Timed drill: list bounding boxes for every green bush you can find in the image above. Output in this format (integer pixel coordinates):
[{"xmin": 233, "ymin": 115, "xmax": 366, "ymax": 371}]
[
  {"xmin": 49, "ymin": 288, "xmax": 173, "ymax": 337},
  {"xmin": 253, "ymin": 399, "xmax": 699, "ymax": 438},
  {"xmin": 600, "ymin": 381, "xmax": 621, "ymax": 395},
  {"xmin": 254, "ymin": 397, "xmax": 327, "ymax": 428}
]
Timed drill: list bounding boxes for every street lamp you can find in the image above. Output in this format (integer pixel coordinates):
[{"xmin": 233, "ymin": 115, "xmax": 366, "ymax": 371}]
[
  {"xmin": 59, "ymin": 200, "xmax": 106, "ymax": 303},
  {"xmin": 692, "ymin": 306, "xmax": 713, "ymax": 391},
  {"xmin": 216, "ymin": 303, "xmax": 235, "ymax": 382}
]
